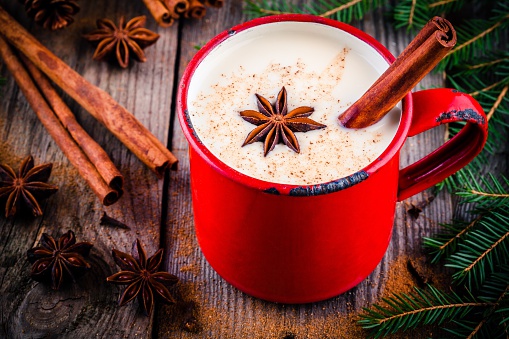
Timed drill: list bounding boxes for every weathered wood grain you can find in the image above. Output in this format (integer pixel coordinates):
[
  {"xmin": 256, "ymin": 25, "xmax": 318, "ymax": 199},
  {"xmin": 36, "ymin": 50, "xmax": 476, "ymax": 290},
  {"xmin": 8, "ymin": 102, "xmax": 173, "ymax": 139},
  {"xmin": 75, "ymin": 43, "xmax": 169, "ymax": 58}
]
[
  {"xmin": 156, "ymin": 1, "xmax": 456, "ymax": 339},
  {"xmin": 0, "ymin": 0, "xmax": 503, "ymax": 338},
  {"xmin": 0, "ymin": 1, "xmax": 178, "ymax": 338}
]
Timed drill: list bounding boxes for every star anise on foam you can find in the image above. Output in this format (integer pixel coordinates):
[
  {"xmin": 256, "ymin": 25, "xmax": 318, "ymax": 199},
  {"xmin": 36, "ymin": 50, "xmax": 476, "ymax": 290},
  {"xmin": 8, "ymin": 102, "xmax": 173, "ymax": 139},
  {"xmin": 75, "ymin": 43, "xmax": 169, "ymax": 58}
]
[
  {"xmin": 107, "ymin": 239, "xmax": 179, "ymax": 316},
  {"xmin": 27, "ymin": 230, "xmax": 93, "ymax": 290},
  {"xmin": 83, "ymin": 15, "xmax": 160, "ymax": 69},
  {"xmin": 240, "ymin": 86, "xmax": 326, "ymax": 156},
  {"xmin": 0, "ymin": 155, "xmax": 58, "ymax": 218}
]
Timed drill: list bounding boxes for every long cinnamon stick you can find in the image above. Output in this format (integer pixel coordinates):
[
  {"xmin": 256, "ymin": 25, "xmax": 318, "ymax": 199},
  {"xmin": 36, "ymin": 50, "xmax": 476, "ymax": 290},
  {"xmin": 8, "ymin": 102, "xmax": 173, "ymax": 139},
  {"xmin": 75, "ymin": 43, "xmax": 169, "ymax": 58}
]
[
  {"xmin": 0, "ymin": 6, "xmax": 178, "ymax": 177},
  {"xmin": 142, "ymin": 0, "xmax": 175, "ymax": 27},
  {"xmin": 339, "ymin": 17, "xmax": 457, "ymax": 129},
  {"xmin": 0, "ymin": 36, "xmax": 120, "ymax": 205},
  {"xmin": 21, "ymin": 55, "xmax": 124, "ymax": 193}
]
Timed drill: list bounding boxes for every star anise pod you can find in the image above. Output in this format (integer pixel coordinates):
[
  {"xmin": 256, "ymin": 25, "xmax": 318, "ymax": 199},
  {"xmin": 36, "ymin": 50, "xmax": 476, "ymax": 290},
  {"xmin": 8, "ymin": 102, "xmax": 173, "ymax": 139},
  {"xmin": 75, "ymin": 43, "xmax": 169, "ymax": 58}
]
[
  {"xmin": 27, "ymin": 230, "xmax": 93, "ymax": 290},
  {"xmin": 107, "ymin": 239, "xmax": 179, "ymax": 316},
  {"xmin": 0, "ymin": 155, "xmax": 58, "ymax": 218},
  {"xmin": 83, "ymin": 16, "xmax": 160, "ymax": 69},
  {"xmin": 240, "ymin": 87, "xmax": 327, "ymax": 156},
  {"xmin": 19, "ymin": 0, "xmax": 80, "ymax": 31}
]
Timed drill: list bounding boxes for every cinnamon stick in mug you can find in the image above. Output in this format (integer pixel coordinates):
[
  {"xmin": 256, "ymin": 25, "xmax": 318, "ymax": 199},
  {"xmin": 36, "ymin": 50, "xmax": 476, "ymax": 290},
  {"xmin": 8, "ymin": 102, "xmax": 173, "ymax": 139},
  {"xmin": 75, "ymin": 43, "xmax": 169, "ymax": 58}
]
[
  {"xmin": 339, "ymin": 16, "xmax": 457, "ymax": 129},
  {"xmin": 0, "ymin": 6, "xmax": 178, "ymax": 177}
]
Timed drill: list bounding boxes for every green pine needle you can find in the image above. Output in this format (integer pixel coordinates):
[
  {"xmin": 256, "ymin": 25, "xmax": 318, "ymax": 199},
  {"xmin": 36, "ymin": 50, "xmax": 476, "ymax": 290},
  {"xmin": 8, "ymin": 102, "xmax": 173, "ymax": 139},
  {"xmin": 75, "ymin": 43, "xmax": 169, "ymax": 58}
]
[
  {"xmin": 444, "ymin": 270, "xmax": 509, "ymax": 338},
  {"xmin": 359, "ymin": 285, "xmax": 492, "ymax": 338},
  {"xmin": 394, "ymin": 0, "xmax": 468, "ymax": 30},
  {"xmin": 423, "ymin": 216, "xmax": 481, "ymax": 263},
  {"xmin": 454, "ymin": 170, "xmax": 509, "ymax": 208},
  {"xmin": 445, "ymin": 208, "xmax": 509, "ymax": 290},
  {"xmin": 440, "ymin": 2, "xmax": 509, "ymax": 71},
  {"xmin": 443, "ymin": 57, "xmax": 509, "ymax": 169},
  {"xmin": 244, "ymin": 0, "xmax": 387, "ymax": 23}
]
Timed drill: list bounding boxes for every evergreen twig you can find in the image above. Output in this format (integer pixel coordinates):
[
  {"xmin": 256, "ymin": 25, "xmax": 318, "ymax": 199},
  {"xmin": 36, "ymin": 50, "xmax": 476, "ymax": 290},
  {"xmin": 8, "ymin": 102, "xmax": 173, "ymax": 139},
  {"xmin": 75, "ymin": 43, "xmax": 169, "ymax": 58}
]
[
  {"xmin": 446, "ymin": 208, "xmax": 509, "ymax": 290},
  {"xmin": 244, "ymin": 0, "xmax": 387, "ymax": 23},
  {"xmin": 393, "ymin": 0, "xmax": 467, "ymax": 30},
  {"xmin": 454, "ymin": 170, "xmax": 509, "ymax": 208},
  {"xmin": 423, "ymin": 214, "xmax": 482, "ymax": 263},
  {"xmin": 441, "ymin": 3, "xmax": 509, "ymax": 71},
  {"xmin": 358, "ymin": 285, "xmax": 493, "ymax": 338}
]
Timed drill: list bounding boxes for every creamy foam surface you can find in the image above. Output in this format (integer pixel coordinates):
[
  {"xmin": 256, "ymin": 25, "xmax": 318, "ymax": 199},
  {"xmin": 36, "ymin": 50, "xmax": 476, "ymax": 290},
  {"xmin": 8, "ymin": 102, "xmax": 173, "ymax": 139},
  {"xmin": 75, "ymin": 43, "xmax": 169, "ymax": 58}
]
[{"xmin": 187, "ymin": 22, "xmax": 401, "ymax": 185}]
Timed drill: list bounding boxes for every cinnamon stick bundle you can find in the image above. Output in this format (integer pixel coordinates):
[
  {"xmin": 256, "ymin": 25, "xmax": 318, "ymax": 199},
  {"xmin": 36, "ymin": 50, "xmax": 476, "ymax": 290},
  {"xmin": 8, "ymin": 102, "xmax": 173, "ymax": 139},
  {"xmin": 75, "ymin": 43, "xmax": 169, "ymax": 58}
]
[
  {"xmin": 0, "ymin": 6, "xmax": 178, "ymax": 178},
  {"xmin": 141, "ymin": 0, "xmax": 175, "ymax": 27},
  {"xmin": 22, "ymin": 55, "xmax": 124, "ymax": 193},
  {"xmin": 339, "ymin": 17, "xmax": 457, "ymax": 129},
  {"xmin": 0, "ymin": 36, "xmax": 120, "ymax": 205}
]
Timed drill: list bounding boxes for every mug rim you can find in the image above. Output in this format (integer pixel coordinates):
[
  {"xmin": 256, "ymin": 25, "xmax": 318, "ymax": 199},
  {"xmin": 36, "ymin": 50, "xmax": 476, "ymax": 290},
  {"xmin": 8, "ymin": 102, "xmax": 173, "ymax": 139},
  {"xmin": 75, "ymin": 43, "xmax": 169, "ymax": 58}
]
[{"xmin": 177, "ymin": 14, "xmax": 413, "ymax": 196}]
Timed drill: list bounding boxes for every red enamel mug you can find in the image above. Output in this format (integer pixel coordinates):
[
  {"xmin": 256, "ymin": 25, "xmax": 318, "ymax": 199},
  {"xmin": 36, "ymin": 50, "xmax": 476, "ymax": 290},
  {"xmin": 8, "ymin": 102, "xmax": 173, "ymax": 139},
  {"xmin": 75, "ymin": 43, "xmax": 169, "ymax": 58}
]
[{"xmin": 177, "ymin": 14, "xmax": 488, "ymax": 303}]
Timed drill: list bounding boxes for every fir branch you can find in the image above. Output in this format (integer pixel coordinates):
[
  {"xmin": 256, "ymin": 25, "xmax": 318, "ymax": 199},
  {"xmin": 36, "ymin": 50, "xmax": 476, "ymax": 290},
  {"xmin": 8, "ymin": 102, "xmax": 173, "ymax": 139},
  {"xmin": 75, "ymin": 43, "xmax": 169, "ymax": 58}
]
[
  {"xmin": 453, "ymin": 52, "xmax": 509, "ymax": 78},
  {"xmin": 444, "ymin": 271, "xmax": 509, "ymax": 338},
  {"xmin": 446, "ymin": 208, "xmax": 509, "ymax": 290},
  {"xmin": 469, "ymin": 77, "xmax": 509, "ymax": 97},
  {"xmin": 487, "ymin": 85, "xmax": 508, "ymax": 121},
  {"xmin": 359, "ymin": 285, "xmax": 492, "ymax": 338},
  {"xmin": 467, "ymin": 281, "xmax": 509, "ymax": 339},
  {"xmin": 320, "ymin": 0, "xmax": 363, "ymax": 18},
  {"xmin": 465, "ymin": 56, "xmax": 509, "ymax": 73},
  {"xmin": 243, "ymin": 0, "xmax": 300, "ymax": 16},
  {"xmin": 454, "ymin": 170, "xmax": 509, "ymax": 208},
  {"xmin": 408, "ymin": 0, "xmax": 416, "ymax": 27},
  {"xmin": 393, "ymin": 0, "xmax": 434, "ymax": 30},
  {"xmin": 428, "ymin": 0, "xmax": 458, "ymax": 9},
  {"xmin": 423, "ymin": 214, "xmax": 482, "ymax": 263},
  {"xmin": 466, "ymin": 190, "xmax": 508, "ymax": 199},
  {"xmin": 448, "ymin": 16, "xmax": 508, "ymax": 60},
  {"xmin": 478, "ymin": 269, "xmax": 509, "ymax": 303},
  {"xmin": 446, "ymin": 66, "xmax": 509, "ymax": 158},
  {"xmin": 393, "ymin": 0, "xmax": 467, "ymax": 30},
  {"xmin": 244, "ymin": 0, "xmax": 387, "ymax": 23},
  {"xmin": 441, "ymin": 2, "xmax": 509, "ymax": 70}
]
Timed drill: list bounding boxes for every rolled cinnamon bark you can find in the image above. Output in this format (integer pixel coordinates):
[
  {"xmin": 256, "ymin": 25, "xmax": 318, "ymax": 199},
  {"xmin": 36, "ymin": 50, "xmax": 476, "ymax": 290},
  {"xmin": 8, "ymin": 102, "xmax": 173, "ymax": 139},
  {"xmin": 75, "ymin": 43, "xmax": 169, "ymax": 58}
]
[
  {"xmin": 165, "ymin": 0, "xmax": 190, "ymax": 17},
  {"xmin": 339, "ymin": 17, "xmax": 457, "ymax": 129},
  {"xmin": 0, "ymin": 36, "xmax": 119, "ymax": 205},
  {"xmin": 141, "ymin": 0, "xmax": 175, "ymax": 27},
  {"xmin": 22, "ymin": 55, "xmax": 124, "ymax": 193},
  {"xmin": 186, "ymin": 0, "xmax": 206, "ymax": 19},
  {"xmin": 0, "ymin": 6, "xmax": 178, "ymax": 177}
]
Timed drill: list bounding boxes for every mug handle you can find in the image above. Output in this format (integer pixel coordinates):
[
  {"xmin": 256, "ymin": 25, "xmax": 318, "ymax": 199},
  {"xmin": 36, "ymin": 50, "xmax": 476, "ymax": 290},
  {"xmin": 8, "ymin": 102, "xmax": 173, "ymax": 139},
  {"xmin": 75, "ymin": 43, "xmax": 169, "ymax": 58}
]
[{"xmin": 397, "ymin": 88, "xmax": 488, "ymax": 201}]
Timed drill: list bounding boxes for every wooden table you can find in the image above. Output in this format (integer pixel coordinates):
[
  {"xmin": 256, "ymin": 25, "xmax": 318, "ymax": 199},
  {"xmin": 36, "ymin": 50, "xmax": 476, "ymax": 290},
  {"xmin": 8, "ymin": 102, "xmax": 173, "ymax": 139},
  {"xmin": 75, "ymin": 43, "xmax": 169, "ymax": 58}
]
[{"xmin": 0, "ymin": 1, "xmax": 503, "ymax": 338}]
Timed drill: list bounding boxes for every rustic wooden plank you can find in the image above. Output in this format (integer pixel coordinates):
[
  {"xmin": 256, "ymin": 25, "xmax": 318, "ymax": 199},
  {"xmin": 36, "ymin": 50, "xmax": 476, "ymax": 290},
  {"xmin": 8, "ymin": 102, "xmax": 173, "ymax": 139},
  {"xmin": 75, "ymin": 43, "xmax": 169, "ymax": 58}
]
[
  {"xmin": 0, "ymin": 0, "xmax": 502, "ymax": 338},
  {"xmin": 158, "ymin": 1, "xmax": 459, "ymax": 338},
  {"xmin": 0, "ymin": 1, "xmax": 178, "ymax": 337}
]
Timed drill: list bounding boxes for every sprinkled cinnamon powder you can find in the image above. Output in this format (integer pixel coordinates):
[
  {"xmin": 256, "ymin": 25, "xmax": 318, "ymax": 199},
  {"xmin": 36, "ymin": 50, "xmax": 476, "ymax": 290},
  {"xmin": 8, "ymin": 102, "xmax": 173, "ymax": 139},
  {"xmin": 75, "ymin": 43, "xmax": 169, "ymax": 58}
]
[{"xmin": 158, "ymin": 245, "xmax": 450, "ymax": 338}]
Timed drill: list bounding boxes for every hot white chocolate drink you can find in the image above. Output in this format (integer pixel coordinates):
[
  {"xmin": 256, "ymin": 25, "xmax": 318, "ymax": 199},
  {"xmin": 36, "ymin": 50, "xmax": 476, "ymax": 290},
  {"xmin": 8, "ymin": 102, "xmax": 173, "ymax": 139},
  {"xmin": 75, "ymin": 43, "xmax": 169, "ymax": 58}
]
[{"xmin": 186, "ymin": 21, "xmax": 401, "ymax": 185}]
